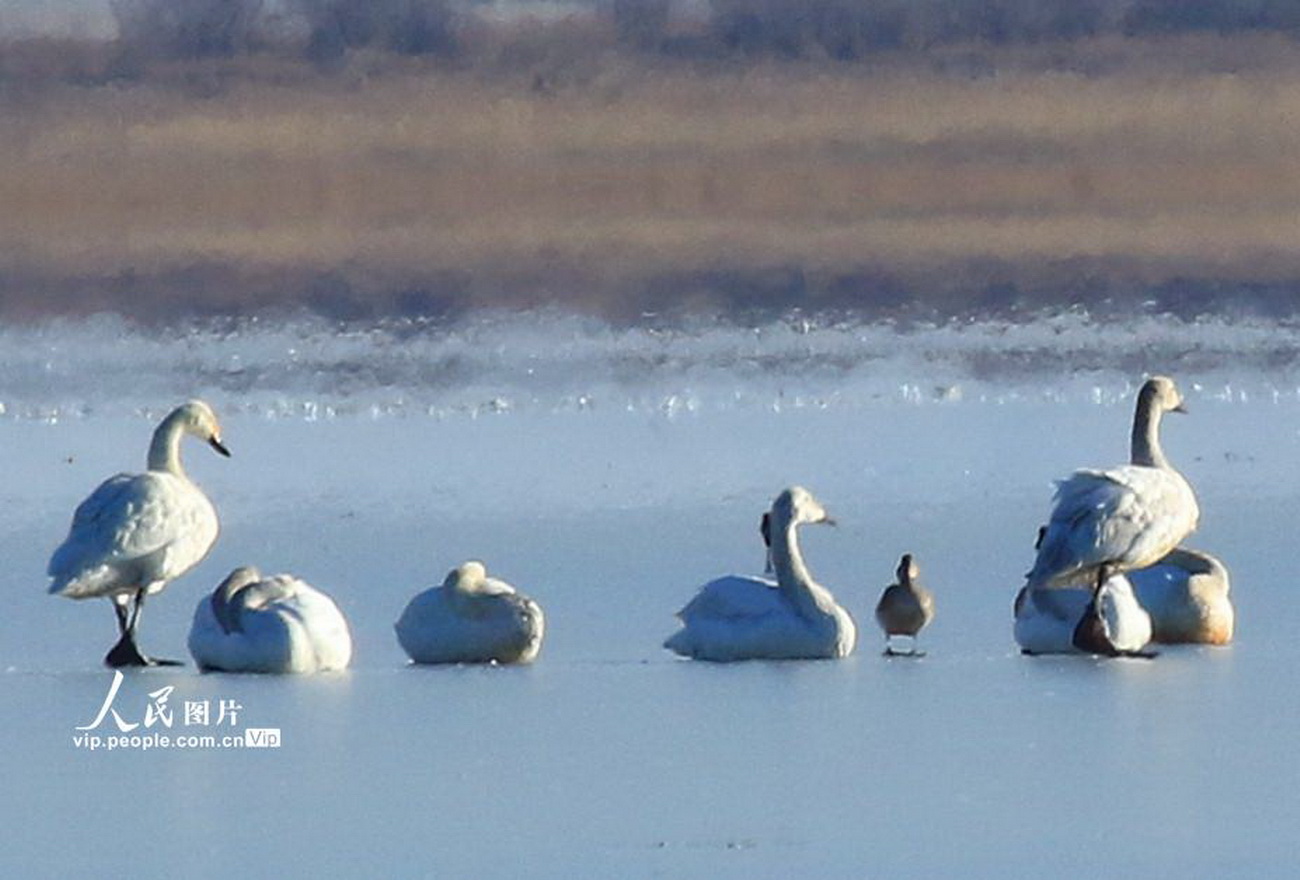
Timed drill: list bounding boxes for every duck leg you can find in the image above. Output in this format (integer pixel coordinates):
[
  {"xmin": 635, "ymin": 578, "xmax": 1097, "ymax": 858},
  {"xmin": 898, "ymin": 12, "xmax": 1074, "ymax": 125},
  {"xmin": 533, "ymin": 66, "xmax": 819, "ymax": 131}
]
[{"xmin": 883, "ymin": 634, "xmax": 925, "ymax": 658}]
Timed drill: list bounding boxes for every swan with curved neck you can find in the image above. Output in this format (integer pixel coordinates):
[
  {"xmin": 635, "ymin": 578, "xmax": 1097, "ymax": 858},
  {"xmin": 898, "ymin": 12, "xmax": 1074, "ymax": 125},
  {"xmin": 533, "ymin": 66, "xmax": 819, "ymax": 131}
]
[
  {"xmin": 1015, "ymin": 377, "xmax": 1199, "ymax": 654},
  {"xmin": 664, "ymin": 486, "xmax": 856, "ymax": 661},
  {"xmin": 1026, "ymin": 376, "xmax": 1199, "ymax": 593},
  {"xmin": 48, "ymin": 400, "xmax": 230, "ymax": 667},
  {"xmin": 875, "ymin": 554, "xmax": 935, "ymax": 657},
  {"xmin": 188, "ymin": 566, "xmax": 353, "ymax": 673},
  {"xmin": 396, "ymin": 561, "xmax": 545, "ymax": 665}
]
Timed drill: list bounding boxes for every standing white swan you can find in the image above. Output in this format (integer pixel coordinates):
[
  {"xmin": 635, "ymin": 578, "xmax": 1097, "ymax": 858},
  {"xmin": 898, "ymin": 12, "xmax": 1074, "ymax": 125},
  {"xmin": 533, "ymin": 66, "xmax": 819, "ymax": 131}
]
[
  {"xmin": 664, "ymin": 486, "xmax": 856, "ymax": 661},
  {"xmin": 48, "ymin": 400, "xmax": 230, "ymax": 667},
  {"xmin": 188, "ymin": 567, "xmax": 353, "ymax": 673},
  {"xmin": 1129, "ymin": 547, "xmax": 1234, "ymax": 645},
  {"xmin": 395, "ymin": 561, "xmax": 545, "ymax": 665},
  {"xmin": 1016, "ymin": 377, "xmax": 1198, "ymax": 655},
  {"xmin": 1026, "ymin": 376, "xmax": 1199, "ymax": 592}
]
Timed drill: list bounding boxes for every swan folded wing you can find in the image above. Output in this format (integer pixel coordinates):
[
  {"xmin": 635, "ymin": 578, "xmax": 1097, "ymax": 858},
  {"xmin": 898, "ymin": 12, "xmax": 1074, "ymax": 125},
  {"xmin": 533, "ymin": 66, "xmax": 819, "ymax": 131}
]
[
  {"xmin": 1028, "ymin": 467, "xmax": 1196, "ymax": 588},
  {"xmin": 1096, "ymin": 465, "xmax": 1199, "ymax": 567},
  {"xmin": 1098, "ymin": 577, "xmax": 1152, "ymax": 653},
  {"xmin": 48, "ymin": 473, "xmax": 217, "ymax": 596},
  {"xmin": 675, "ymin": 575, "xmax": 785, "ymax": 623}
]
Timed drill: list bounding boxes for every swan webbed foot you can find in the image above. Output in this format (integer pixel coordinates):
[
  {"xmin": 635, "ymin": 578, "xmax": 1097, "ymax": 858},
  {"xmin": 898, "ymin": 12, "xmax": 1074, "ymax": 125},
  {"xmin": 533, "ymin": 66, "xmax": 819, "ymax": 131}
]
[{"xmin": 104, "ymin": 636, "xmax": 183, "ymax": 668}]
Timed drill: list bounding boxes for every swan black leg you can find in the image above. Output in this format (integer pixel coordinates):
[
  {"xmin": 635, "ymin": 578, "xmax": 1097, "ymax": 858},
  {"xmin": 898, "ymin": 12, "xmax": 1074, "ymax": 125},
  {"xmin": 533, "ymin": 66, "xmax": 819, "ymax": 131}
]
[{"xmin": 103, "ymin": 591, "xmax": 183, "ymax": 668}]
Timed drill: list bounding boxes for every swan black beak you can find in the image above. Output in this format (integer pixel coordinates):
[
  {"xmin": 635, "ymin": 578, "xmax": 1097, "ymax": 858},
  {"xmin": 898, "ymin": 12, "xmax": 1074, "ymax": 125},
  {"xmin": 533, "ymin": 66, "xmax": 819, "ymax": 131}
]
[
  {"xmin": 821, "ymin": 515, "xmax": 838, "ymax": 527},
  {"xmin": 209, "ymin": 436, "xmax": 232, "ymax": 457}
]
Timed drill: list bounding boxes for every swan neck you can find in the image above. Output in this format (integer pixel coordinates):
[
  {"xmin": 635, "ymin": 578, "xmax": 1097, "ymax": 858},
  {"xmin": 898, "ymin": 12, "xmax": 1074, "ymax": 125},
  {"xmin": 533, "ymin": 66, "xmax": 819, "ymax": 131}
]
[
  {"xmin": 147, "ymin": 412, "xmax": 186, "ymax": 475},
  {"xmin": 1130, "ymin": 395, "xmax": 1170, "ymax": 469},
  {"xmin": 771, "ymin": 519, "xmax": 835, "ymax": 618},
  {"xmin": 772, "ymin": 521, "xmax": 810, "ymax": 592}
]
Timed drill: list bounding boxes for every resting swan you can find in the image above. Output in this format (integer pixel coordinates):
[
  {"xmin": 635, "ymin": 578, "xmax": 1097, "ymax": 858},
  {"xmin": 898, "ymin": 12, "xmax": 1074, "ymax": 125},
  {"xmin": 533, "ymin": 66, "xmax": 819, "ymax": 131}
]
[
  {"xmin": 1128, "ymin": 547, "xmax": 1234, "ymax": 645},
  {"xmin": 664, "ymin": 486, "xmax": 856, "ymax": 661},
  {"xmin": 188, "ymin": 567, "xmax": 353, "ymax": 673},
  {"xmin": 395, "ymin": 561, "xmax": 545, "ymax": 665},
  {"xmin": 1014, "ymin": 574, "xmax": 1154, "ymax": 656},
  {"xmin": 48, "ymin": 400, "xmax": 230, "ymax": 667}
]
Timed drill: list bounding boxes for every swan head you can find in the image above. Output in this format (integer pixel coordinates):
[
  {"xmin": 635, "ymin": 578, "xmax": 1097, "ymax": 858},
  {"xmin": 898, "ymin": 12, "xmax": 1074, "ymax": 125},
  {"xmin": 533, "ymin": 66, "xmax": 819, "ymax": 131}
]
[
  {"xmin": 1140, "ymin": 376, "xmax": 1187, "ymax": 416},
  {"xmin": 772, "ymin": 486, "xmax": 835, "ymax": 529},
  {"xmin": 175, "ymin": 399, "xmax": 231, "ymax": 457},
  {"xmin": 444, "ymin": 560, "xmax": 489, "ymax": 593},
  {"xmin": 896, "ymin": 553, "xmax": 920, "ymax": 584},
  {"xmin": 211, "ymin": 566, "xmax": 262, "ymax": 634}
]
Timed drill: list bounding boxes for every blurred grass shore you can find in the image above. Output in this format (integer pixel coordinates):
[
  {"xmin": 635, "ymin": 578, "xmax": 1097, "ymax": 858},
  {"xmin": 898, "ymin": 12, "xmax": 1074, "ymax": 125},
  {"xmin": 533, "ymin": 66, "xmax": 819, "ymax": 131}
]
[{"xmin": 3, "ymin": 30, "xmax": 1300, "ymax": 323}]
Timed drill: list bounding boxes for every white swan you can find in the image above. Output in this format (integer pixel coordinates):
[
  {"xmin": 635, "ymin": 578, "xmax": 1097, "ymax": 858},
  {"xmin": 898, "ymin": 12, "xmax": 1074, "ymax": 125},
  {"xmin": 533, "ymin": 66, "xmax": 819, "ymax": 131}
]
[
  {"xmin": 48, "ymin": 400, "xmax": 230, "ymax": 667},
  {"xmin": 188, "ymin": 567, "xmax": 353, "ymax": 673},
  {"xmin": 1129, "ymin": 547, "xmax": 1234, "ymax": 645},
  {"xmin": 1026, "ymin": 376, "xmax": 1200, "ymax": 593},
  {"xmin": 395, "ymin": 561, "xmax": 545, "ymax": 665},
  {"xmin": 874, "ymin": 553, "xmax": 935, "ymax": 656},
  {"xmin": 1014, "ymin": 574, "xmax": 1154, "ymax": 656},
  {"xmin": 664, "ymin": 486, "xmax": 856, "ymax": 661},
  {"xmin": 1016, "ymin": 376, "xmax": 1197, "ymax": 656}
]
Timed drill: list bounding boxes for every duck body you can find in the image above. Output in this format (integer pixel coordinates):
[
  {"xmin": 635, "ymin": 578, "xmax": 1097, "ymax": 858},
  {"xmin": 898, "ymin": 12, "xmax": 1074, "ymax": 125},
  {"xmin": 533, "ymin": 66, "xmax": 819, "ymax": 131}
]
[
  {"xmin": 664, "ymin": 486, "xmax": 856, "ymax": 662},
  {"xmin": 874, "ymin": 553, "xmax": 934, "ymax": 655},
  {"xmin": 188, "ymin": 567, "xmax": 353, "ymax": 673},
  {"xmin": 396, "ymin": 562, "xmax": 544, "ymax": 665}
]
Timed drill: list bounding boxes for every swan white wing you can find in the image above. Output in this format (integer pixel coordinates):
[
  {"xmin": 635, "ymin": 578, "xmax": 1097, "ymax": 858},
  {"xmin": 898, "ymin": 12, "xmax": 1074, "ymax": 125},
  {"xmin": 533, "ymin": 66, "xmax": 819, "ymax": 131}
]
[
  {"xmin": 49, "ymin": 472, "xmax": 219, "ymax": 597},
  {"xmin": 189, "ymin": 577, "xmax": 352, "ymax": 673},
  {"xmin": 1013, "ymin": 587, "xmax": 1093, "ymax": 654},
  {"xmin": 1029, "ymin": 466, "xmax": 1198, "ymax": 588},
  {"xmin": 264, "ymin": 582, "xmax": 353, "ymax": 672},
  {"xmin": 395, "ymin": 587, "xmax": 544, "ymax": 664},
  {"xmin": 665, "ymin": 575, "xmax": 853, "ymax": 660},
  {"xmin": 1098, "ymin": 576, "xmax": 1153, "ymax": 653},
  {"xmin": 1129, "ymin": 550, "xmax": 1234, "ymax": 645},
  {"xmin": 189, "ymin": 595, "xmax": 296, "ymax": 672},
  {"xmin": 674, "ymin": 575, "xmax": 784, "ymax": 623}
]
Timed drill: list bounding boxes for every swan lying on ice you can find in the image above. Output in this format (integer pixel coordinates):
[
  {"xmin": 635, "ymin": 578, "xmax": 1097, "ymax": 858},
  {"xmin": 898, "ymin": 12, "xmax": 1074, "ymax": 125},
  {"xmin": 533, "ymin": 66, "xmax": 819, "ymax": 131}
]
[
  {"xmin": 395, "ymin": 561, "xmax": 545, "ymax": 665},
  {"xmin": 188, "ymin": 567, "xmax": 353, "ymax": 673},
  {"xmin": 1128, "ymin": 547, "xmax": 1234, "ymax": 645},
  {"xmin": 664, "ymin": 486, "xmax": 856, "ymax": 661}
]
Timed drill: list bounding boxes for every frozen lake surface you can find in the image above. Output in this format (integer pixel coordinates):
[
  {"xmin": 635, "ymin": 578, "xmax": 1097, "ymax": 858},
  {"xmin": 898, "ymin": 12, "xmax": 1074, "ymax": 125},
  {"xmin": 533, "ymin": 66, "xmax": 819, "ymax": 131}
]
[{"xmin": 4, "ymin": 312, "xmax": 1300, "ymax": 876}]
